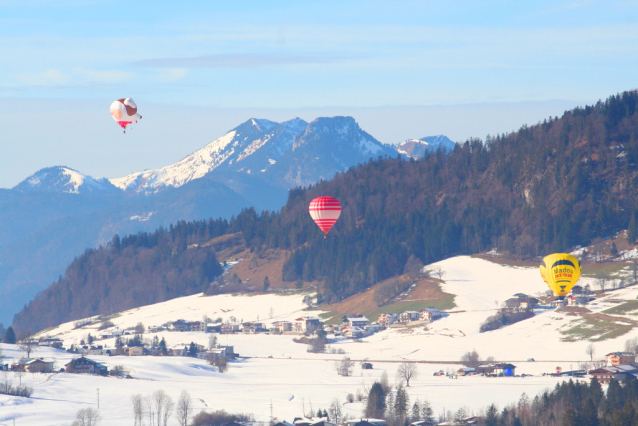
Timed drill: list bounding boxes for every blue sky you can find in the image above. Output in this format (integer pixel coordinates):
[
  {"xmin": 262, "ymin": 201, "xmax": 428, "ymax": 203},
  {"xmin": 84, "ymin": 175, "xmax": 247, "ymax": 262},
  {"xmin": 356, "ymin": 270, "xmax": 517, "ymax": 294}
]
[{"xmin": 1, "ymin": 0, "xmax": 637, "ymax": 187}]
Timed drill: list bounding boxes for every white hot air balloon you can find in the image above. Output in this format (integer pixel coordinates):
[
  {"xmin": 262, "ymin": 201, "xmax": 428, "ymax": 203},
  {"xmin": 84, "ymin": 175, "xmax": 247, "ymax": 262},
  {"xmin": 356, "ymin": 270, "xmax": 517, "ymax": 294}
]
[{"xmin": 110, "ymin": 98, "xmax": 142, "ymax": 133}]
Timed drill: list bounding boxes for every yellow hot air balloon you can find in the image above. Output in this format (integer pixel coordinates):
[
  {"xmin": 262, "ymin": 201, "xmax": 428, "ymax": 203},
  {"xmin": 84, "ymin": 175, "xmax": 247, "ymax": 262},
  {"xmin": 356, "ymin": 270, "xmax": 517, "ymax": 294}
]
[{"xmin": 540, "ymin": 253, "xmax": 581, "ymax": 297}]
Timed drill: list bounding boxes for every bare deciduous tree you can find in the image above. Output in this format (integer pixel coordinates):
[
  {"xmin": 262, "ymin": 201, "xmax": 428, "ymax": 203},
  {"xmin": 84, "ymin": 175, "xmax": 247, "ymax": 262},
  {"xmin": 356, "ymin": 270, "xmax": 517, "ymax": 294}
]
[
  {"xmin": 625, "ymin": 337, "xmax": 638, "ymax": 355},
  {"xmin": 132, "ymin": 394, "xmax": 144, "ymax": 426},
  {"xmin": 586, "ymin": 343, "xmax": 595, "ymax": 362},
  {"xmin": 329, "ymin": 398, "xmax": 342, "ymax": 423},
  {"xmin": 335, "ymin": 357, "xmax": 354, "ymax": 376},
  {"xmin": 175, "ymin": 390, "xmax": 193, "ymax": 426},
  {"xmin": 396, "ymin": 362, "xmax": 418, "ymax": 387},
  {"xmin": 18, "ymin": 339, "xmax": 38, "ymax": 358},
  {"xmin": 460, "ymin": 349, "xmax": 481, "ymax": 368},
  {"xmin": 71, "ymin": 407, "xmax": 101, "ymax": 426},
  {"xmin": 150, "ymin": 389, "xmax": 174, "ymax": 426}
]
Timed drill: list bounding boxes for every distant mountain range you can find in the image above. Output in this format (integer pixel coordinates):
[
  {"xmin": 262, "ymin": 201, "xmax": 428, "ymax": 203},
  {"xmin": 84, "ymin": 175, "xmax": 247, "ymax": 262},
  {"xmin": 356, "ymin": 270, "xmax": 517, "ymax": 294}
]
[
  {"xmin": 0, "ymin": 115, "xmax": 454, "ymax": 325},
  {"xmin": 395, "ymin": 135, "xmax": 456, "ymax": 159}
]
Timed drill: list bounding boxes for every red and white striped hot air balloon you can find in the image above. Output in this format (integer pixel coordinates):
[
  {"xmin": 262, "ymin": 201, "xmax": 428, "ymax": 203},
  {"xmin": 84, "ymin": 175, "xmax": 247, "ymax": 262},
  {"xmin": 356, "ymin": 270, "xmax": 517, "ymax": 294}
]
[
  {"xmin": 309, "ymin": 196, "xmax": 341, "ymax": 236},
  {"xmin": 110, "ymin": 98, "xmax": 142, "ymax": 133}
]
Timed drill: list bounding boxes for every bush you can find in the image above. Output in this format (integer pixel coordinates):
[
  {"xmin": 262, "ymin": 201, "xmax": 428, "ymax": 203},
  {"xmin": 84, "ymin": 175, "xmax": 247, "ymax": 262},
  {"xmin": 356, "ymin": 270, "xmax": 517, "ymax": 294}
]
[
  {"xmin": 98, "ymin": 320, "xmax": 115, "ymax": 330},
  {"xmin": 191, "ymin": 410, "xmax": 253, "ymax": 426}
]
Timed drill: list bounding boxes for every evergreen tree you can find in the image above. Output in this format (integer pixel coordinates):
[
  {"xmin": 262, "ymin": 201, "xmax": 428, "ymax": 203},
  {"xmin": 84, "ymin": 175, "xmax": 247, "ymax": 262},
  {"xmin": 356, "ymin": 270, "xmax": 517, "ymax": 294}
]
[
  {"xmin": 611, "ymin": 242, "xmax": 618, "ymax": 256},
  {"xmin": 159, "ymin": 337, "xmax": 167, "ymax": 355},
  {"xmin": 263, "ymin": 276, "xmax": 270, "ymax": 292},
  {"xmin": 188, "ymin": 341, "xmax": 198, "ymax": 357},
  {"xmin": 385, "ymin": 392, "xmax": 395, "ymax": 422},
  {"xmin": 394, "ymin": 385, "xmax": 409, "ymax": 422},
  {"xmin": 365, "ymin": 382, "xmax": 386, "ymax": 419},
  {"xmin": 628, "ymin": 212, "xmax": 637, "ymax": 244},
  {"xmin": 411, "ymin": 400, "xmax": 421, "ymax": 422},
  {"xmin": 420, "ymin": 400, "xmax": 434, "ymax": 422},
  {"xmin": 3, "ymin": 326, "xmax": 16, "ymax": 344},
  {"xmin": 561, "ymin": 406, "xmax": 578, "ymax": 426},
  {"xmin": 0, "ymin": 323, "xmax": 5, "ymax": 341},
  {"xmin": 581, "ymin": 398, "xmax": 599, "ymax": 426},
  {"xmin": 484, "ymin": 404, "xmax": 498, "ymax": 426}
]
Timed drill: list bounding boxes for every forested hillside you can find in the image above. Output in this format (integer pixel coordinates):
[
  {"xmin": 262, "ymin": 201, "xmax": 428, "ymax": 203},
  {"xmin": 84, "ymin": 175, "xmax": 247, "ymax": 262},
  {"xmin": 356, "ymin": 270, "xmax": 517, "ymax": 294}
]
[
  {"xmin": 14, "ymin": 90, "xmax": 638, "ymax": 334},
  {"xmin": 14, "ymin": 229, "xmax": 223, "ymax": 335}
]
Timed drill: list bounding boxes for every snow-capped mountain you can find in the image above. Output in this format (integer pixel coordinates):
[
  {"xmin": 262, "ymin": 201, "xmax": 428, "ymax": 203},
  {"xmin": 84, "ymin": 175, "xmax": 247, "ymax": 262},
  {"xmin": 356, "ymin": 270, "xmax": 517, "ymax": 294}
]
[
  {"xmin": 111, "ymin": 116, "xmax": 401, "ymax": 193},
  {"xmin": 13, "ymin": 166, "xmax": 120, "ymax": 195},
  {"xmin": 264, "ymin": 116, "xmax": 400, "ymax": 188},
  {"xmin": 396, "ymin": 135, "xmax": 456, "ymax": 158},
  {"xmin": 111, "ymin": 118, "xmax": 307, "ymax": 194}
]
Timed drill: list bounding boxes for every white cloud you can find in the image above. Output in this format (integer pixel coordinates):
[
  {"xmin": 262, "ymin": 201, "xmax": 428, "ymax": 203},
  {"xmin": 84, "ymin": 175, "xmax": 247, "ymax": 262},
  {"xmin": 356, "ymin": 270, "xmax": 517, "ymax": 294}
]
[{"xmin": 157, "ymin": 68, "xmax": 188, "ymax": 82}]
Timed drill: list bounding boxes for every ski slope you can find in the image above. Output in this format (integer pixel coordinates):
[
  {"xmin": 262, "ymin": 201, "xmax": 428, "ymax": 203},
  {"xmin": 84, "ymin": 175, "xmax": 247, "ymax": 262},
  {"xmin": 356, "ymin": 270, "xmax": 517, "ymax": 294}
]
[{"xmin": 1, "ymin": 256, "xmax": 634, "ymax": 425}]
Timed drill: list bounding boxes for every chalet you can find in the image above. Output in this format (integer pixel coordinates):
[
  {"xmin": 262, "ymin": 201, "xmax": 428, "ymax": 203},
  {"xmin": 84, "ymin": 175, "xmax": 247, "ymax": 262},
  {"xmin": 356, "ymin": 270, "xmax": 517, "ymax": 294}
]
[
  {"xmin": 0, "ymin": 364, "xmax": 8, "ymax": 371},
  {"xmin": 492, "ymin": 363, "xmax": 516, "ymax": 376},
  {"xmin": 128, "ymin": 347, "xmax": 144, "ymax": 356},
  {"xmin": 362, "ymin": 362, "xmax": 373, "ymax": 369},
  {"xmin": 273, "ymin": 321, "xmax": 293, "ymax": 333},
  {"xmin": 218, "ymin": 345, "xmax": 236, "ymax": 359},
  {"xmin": 343, "ymin": 314, "xmax": 369, "ymax": 328},
  {"xmin": 272, "ymin": 422, "xmax": 294, "ymax": 426},
  {"xmin": 439, "ymin": 417, "xmax": 478, "ymax": 425},
  {"xmin": 65, "ymin": 357, "xmax": 108, "ymax": 375},
  {"xmin": 419, "ymin": 307, "xmax": 448, "ymax": 322},
  {"xmin": 398, "ymin": 311, "xmax": 420, "ymax": 323},
  {"xmin": 456, "ymin": 367, "xmax": 475, "ymax": 376},
  {"xmin": 197, "ymin": 348, "xmax": 226, "ymax": 361},
  {"xmin": 342, "ymin": 326, "xmax": 366, "ymax": 338},
  {"xmin": 590, "ymin": 365, "xmax": 638, "ymax": 384},
  {"xmin": 221, "ymin": 323, "xmax": 241, "ymax": 334},
  {"xmin": 345, "ymin": 419, "xmax": 387, "ymax": 426},
  {"xmin": 293, "ymin": 316, "xmax": 321, "ymax": 333},
  {"xmin": 169, "ymin": 345, "xmax": 188, "ymax": 356},
  {"xmin": 377, "ymin": 313, "xmax": 398, "ymax": 326},
  {"xmin": 241, "ymin": 322, "xmax": 266, "ymax": 334},
  {"xmin": 23, "ymin": 358, "xmax": 54, "ymax": 373},
  {"xmin": 410, "ymin": 421, "xmax": 438, "ymax": 426},
  {"xmin": 189, "ymin": 321, "xmax": 205, "ymax": 332},
  {"xmin": 607, "ymin": 352, "xmax": 636, "ymax": 366},
  {"xmin": 206, "ymin": 323, "xmax": 222, "ymax": 333},
  {"xmin": 84, "ymin": 346, "xmax": 105, "ymax": 356},
  {"xmin": 310, "ymin": 420, "xmax": 337, "ymax": 426},
  {"xmin": 171, "ymin": 320, "xmax": 190, "ymax": 332}
]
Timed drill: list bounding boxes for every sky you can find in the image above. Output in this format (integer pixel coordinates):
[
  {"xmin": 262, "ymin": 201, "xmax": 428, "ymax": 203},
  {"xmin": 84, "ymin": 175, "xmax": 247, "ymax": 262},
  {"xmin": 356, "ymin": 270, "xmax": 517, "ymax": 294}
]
[{"xmin": 1, "ymin": 0, "xmax": 637, "ymax": 188}]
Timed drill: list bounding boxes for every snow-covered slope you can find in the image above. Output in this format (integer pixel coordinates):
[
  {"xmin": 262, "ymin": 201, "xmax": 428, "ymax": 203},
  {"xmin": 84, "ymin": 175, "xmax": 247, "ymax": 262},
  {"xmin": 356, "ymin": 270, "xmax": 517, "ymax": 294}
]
[
  {"xmin": 111, "ymin": 118, "xmax": 307, "ymax": 193},
  {"xmin": 396, "ymin": 135, "xmax": 456, "ymax": 158},
  {"xmin": 8, "ymin": 255, "xmax": 631, "ymax": 426},
  {"xmin": 13, "ymin": 166, "xmax": 120, "ymax": 195}
]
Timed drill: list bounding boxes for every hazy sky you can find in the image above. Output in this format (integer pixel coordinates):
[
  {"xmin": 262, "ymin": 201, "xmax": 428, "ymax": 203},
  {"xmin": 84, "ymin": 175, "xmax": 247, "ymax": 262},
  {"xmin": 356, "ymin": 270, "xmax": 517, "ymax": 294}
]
[{"xmin": 1, "ymin": 0, "xmax": 637, "ymax": 188}]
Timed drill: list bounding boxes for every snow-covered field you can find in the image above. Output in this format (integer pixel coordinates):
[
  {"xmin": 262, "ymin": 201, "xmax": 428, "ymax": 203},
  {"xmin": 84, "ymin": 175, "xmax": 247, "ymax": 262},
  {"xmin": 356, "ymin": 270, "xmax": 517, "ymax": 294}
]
[{"xmin": 1, "ymin": 256, "xmax": 635, "ymax": 425}]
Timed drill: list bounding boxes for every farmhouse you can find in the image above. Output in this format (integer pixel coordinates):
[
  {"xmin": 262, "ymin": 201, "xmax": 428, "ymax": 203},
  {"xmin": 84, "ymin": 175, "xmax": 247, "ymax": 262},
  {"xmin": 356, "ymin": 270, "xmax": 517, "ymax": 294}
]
[
  {"xmin": 590, "ymin": 365, "xmax": 638, "ymax": 384},
  {"xmin": 23, "ymin": 358, "xmax": 55, "ymax": 373},
  {"xmin": 492, "ymin": 363, "xmax": 517, "ymax": 376},
  {"xmin": 65, "ymin": 357, "xmax": 108, "ymax": 375},
  {"xmin": 221, "ymin": 323, "xmax": 241, "ymax": 334},
  {"xmin": 419, "ymin": 307, "xmax": 448, "ymax": 322},
  {"xmin": 606, "ymin": 352, "xmax": 636, "ymax": 366},
  {"xmin": 128, "ymin": 347, "xmax": 144, "ymax": 356},
  {"xmin": 293, "ymin": 316, "xmax": 321, "ymax": 333},
  {"xmin": 273, "ymin": 321, "xmax": 293, "ymax": 333},
  {"xmin": 398, "ymin": 311, "xmax": 419, "ymax": 323},
  {"xmin": 376, "ymin": 313, "xmax": 398, "ymax": 326},
  {"xmin": 343, "ymin": 314, "xmax": 369, "ymax": 328}
]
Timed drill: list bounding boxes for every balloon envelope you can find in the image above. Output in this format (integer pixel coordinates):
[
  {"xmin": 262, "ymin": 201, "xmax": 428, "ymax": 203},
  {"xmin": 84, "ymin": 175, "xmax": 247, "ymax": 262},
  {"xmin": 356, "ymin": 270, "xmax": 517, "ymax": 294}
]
[
  {"xmin": 110, "ymin": 98, "xmax": 141, "ymax": 131},
  {"xmin": 540, "ymin": 253, "xmax": 581, "ymax": 297},
  {"xmin": 309, "ymin": 196, "xmax": 341, "ymax": 234}
]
